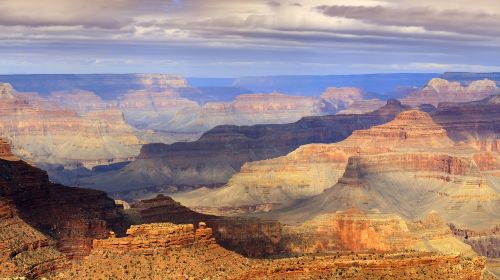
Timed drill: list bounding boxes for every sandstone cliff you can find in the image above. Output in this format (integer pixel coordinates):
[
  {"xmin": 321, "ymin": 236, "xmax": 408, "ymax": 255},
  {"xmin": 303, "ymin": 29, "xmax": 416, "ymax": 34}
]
[
  {"xmin": 319, "ymin": 87, "xmax": 364, "ymax": 112},
  {"xmin": 57, "ymin": 220, "xmax": 489, "ymax": 279}
]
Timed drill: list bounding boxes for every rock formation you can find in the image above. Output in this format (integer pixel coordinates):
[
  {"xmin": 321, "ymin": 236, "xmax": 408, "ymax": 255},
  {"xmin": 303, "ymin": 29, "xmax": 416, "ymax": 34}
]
[
  {"xmin": 92, "ymin": 222, "xmax": 215, "ymax": 254},
  {"xmin": 0, "ymin": 139, "xmax": 127, "ymax": 258},
  {"xmin": 319, "ymin": 87, "xmax": 364, "ymax": 112},
  {"xmin": 0, "ymin": 83, "xmax": 142, "ymax": 168},
  {"xmin": 401, "ymin": 78, "xmax": 499, "ymax": 107},
  {"xmin": 58, "ymin": 224, "xmax": 489, "ymax": 280},
  {"xmin": 123, "ymin": 195, "xmax": 282, "ymax": 257},
  {"xmin": 283, "ymin": 209, "xmax": 476, "ymax": 257},
  {"xmin": 0, "ymin": 200, "xmax": 69, "ymax": 278},
  {"xmin": 432, "ymin": 94, "xmax": 500, "ymax": 143},
  {"xmin": 173, "ymin": 109, "xmax": 500, "ymax": 253},
  {"xmin": 337, "ymin": 99, "xmax": 386, "ymax": 114},
  {"xmin": 75, "ymin": 99, "xmax": 409, "ymax": 194}
]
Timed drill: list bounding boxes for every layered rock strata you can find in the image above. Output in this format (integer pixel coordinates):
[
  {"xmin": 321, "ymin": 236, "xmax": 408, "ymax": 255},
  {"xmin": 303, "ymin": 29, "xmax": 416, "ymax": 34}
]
[
  {"xmin": 0, "ymin": 83, "xmax": 141, "ymax": 168},
  {"xmin": 174, "ymin": 110, "xmax": 500, "ymax": 239},
  {"xmin": 401, "ymin": 78, "xmax": 499, "ymax": 106},
  {"xmin": 92, "ymin": 222, "xmax": 214, "ymax": 254},
  {"xmin": 0, "ymin": 139, "xmax": 127, "ymax": 259},
  {"xmin": 282, "ymin": 209, "xmax": 475, "ymax": 256},
  {"xmin": 124, "ymin": 195, "xmax": 282, "ymax": 257},
  {"xmin": 77, "ymin": 99, "xmax": 409, "ymax": 193}
]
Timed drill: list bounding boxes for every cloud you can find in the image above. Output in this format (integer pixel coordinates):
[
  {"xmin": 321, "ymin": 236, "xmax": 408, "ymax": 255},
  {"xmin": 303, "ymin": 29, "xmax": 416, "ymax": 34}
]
[
  {"xmin": 1, "ymin": 0, "xmax": 500, "ymax": 75},
  {"xmin": 0, "ymin": 0, "xmax": 171, "ymax": 28},
  {"xmin": 316, "ymin": 4, "xmax": 500, "ymax": 36}
]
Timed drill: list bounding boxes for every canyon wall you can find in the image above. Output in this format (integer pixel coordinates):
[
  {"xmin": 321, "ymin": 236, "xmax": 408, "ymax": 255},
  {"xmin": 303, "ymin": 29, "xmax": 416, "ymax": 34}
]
[
  {"xmin": 0, "ymin": 83, "xmax": 142, "ymax": 168},
  {"xmin": 76, "ymin": 99, "xmax": 409, "ymax": 194},
  {"xmin": 401, "ymin": 78, "xmax": 499, "ymax": 106},
  {"xmin": 0, "ymin": 139, "xmax": 127, "ymax": 259}
]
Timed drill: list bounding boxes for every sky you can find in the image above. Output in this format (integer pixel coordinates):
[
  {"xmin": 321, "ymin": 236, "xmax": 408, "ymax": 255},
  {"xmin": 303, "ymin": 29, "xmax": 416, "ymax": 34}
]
[{"xmin": 1, "ymin": 0, "xmax": 500, "ymax": 76}]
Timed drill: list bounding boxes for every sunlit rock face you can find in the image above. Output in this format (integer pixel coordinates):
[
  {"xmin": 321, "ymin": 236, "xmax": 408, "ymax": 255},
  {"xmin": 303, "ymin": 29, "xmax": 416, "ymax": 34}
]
[
  {"xmin": 174, "ymin": 110, "xmax": 500, "ymax": 243},
  {"xmin": 401, "ymin": 78, "xmax": 499, "ymax": 107},
  {"xmin": 283, "ymin": 209, "xmax": 476, "ymax": 257},
  {"xmin": 76, "ymin": 100, "xmax": 409, "ymax": 194},
  {"xmin": 0, "ymin": 83, "xmax": 142, "ymax": 168}
]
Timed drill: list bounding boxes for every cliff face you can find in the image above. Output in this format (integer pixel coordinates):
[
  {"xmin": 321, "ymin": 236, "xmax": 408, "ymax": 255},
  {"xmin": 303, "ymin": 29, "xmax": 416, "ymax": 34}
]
[
  {"xmin": 319, "ymin": 87, "xmax": 363, "ymax": 112},
  {"xmin": 91, "ymin": 222, "xmax": 215, "ymax": 254},
  {"xmin": 0, "ymin": 200, "xmax": 69, "ymax": 279},
  {"xmin": 174, "ymin": 110, "xmax": 500, "ymax": 243},
  {"xmin": 0, "ymin": 139, "xmax": 127, "ymax": 259},
  {"xmin": 58, "ymin": 220, "xmax": 488, "ymax": 280},
  {"xmin": 401, "ymin": 78, "xmax": 499, "ymax": 106},
  {"xmin": 283, "ymin": 209, "xmax": 475, "ymax": 257},
  {"xmin": 77, "ymin": 100, "xmax": 409, "ymax": 193},
  {"xmin": 0, "ymin": 83, "xmax": 142, "ymax": 168},
  {"xmin": 432, "ymin": 94, "xmax": 500, "ymax": 143},
  {"xmin": 124, "ymin": 195, "xmax": 282, "ymax": 257}
]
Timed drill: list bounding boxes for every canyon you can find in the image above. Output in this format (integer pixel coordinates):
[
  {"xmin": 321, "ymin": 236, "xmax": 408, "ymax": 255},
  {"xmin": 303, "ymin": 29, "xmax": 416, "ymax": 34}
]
[
  {"xmin": 173, "ymin": 110, "xmax": 500, "ymax": 258},
  {"xmin": 0, "ymin": 77, "xmax": 385, "ymax": 173},
  {"xmin": 72, "ymin": 99, "xmax": 409, "ymax": 194},
  {"xmin": 0, "ymin": 82, "xmax": 142, "ymax": 168},
  {"xmin": 1, "ymin": 137, "xmax": 492, "ymax": 279},
  {"xmin": 0, "ymin": 74, "xmax": 499, "ymax": 279}
]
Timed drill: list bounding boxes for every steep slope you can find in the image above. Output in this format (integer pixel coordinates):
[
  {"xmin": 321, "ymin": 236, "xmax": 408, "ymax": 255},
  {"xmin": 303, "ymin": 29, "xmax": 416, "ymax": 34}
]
[
  {"xmin": 174, "ymin": 110, "xmax": 500, "ymax": 235},
  {"xmin": 432, "ymin": 94, "xmax": 500, "ymax": 143},
  {"xmin": 57, "ymin": 221, "xmax": 488, "ymax": 280},
  {"xmin": 401, "ymin": 78, "xmax": 499, "ymax": 106},
  {"xmin": 0, "ymin": 138, "xmax": 127, "ymax": 260},
  {"xmin": 283, "ymin": 209, "xmax": 476, "ymax": 257},
  {"xmin": 76, "ymin": 99, "xmax": 409, "ymax": 194},
  {"xmin": 0, "ymin": 83, "xmax": 142, "ymax": 168}
]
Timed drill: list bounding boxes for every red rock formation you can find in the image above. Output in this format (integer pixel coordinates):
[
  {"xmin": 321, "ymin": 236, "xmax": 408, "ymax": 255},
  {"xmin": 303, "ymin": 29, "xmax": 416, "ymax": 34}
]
[
  {"xmin": 0, "ymin": 138, "xmax": 18, "ymax": 161},
  {"xmin": 92, "ymin": 222, "xmax": 214, "ymax": 254},
  {"xmin": 345, "ymin": 110, "xmax": 455, "ymax": 148},
  {"xmin": 0, "ymin": 198, "xmax": 71, "ymax": 279},
  {"xmin": 0, "ymin": 139, "xmax": 127, "ymax": 260},
  {"xmin": 126, "ymin": 195, "xmax": 283, "ymax": 257},
  {"xmin": 401, "ymin": 78, "xmax": 499, "ymax": 106}
]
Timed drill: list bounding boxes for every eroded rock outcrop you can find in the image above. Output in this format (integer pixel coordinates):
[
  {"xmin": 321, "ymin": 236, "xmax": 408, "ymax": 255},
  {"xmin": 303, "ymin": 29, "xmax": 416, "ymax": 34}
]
[
  {"xmin": 283, "ymin": 209, "xmax": 475, "ymax": 257},
  {"xmin": 0, "ymin": 83, "xmax": 141, "ymax": 168},
  {"xmin": 401, "ymin": 78, "xmax": 499, "ymax": 107},
  {"xmin": 92, "ymin": 222, "xmax": 214, "ymax": 255},
  {"xmin": 123, "ymin": 195, "xmax": 282, "ymax": 257},
  {"xmin": 320, "ymin": 87, "xmax": 363, "ymax": 112},
  {"xmin": 0, "ymin": 139, "xmax": 127, "ymax": 260}
]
